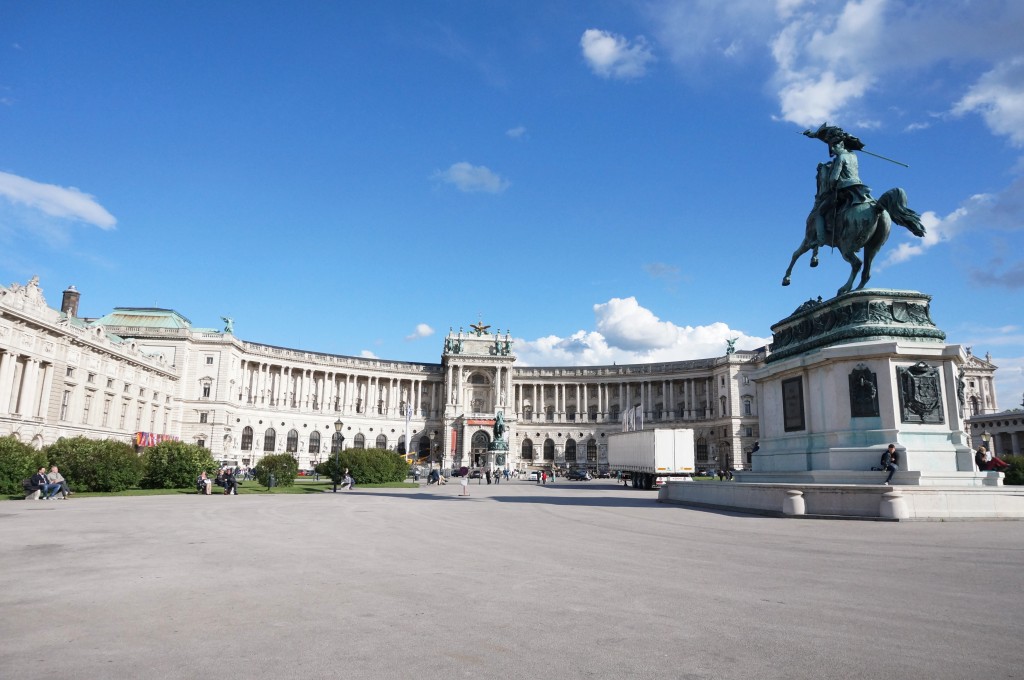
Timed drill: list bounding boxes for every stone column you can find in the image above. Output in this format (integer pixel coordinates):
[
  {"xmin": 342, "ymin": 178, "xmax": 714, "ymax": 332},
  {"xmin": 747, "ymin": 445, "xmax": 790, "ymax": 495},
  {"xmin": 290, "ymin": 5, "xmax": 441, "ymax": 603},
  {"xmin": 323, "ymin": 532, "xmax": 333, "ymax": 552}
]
[
  {"xmin": 16, "ymin": 358, "xmax": 39, "ymax": 416},
  {"xmin": 0, "ymin": 351, "xmax": 15, "ymax": 414}
]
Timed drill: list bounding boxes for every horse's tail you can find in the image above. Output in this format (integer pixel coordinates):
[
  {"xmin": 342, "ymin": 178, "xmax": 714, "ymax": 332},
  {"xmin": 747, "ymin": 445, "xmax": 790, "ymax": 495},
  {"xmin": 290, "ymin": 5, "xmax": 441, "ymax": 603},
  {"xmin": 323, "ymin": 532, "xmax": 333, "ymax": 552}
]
[{"xmin": 878, "ymin": 188, "xmax": 925, "ymax": 237}]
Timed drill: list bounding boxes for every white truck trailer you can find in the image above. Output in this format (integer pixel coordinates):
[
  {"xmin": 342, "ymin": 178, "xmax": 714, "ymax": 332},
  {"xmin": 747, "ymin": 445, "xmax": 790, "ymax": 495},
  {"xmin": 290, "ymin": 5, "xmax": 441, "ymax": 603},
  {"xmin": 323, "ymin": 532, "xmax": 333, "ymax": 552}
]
[{"xmin": 606, "ymin": 428, "xmax": 695, "ymax": 490}]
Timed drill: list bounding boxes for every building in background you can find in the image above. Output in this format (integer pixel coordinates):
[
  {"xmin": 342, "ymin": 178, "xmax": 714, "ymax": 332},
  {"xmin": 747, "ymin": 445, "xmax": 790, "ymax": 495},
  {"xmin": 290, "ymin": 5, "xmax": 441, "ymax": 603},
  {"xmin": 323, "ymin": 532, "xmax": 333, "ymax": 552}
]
[{"xmin": 2, "ymin": 277, "xmax": 1004, "ymax": 471}]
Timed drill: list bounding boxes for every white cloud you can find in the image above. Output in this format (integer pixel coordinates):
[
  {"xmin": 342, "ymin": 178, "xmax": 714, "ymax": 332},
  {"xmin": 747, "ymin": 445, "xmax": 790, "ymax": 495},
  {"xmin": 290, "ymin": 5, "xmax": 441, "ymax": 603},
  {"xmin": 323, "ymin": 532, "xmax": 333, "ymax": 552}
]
[
  {"xmin": 405, "ymin": 323, "xmax": 434, "ymax": 341},
  {"xmin": 0, "ymin": 170, "xmax": 116, "ymax": 229},
  {"xmin": 952, "ymin": 57, "xmax": 1024, "ymax": 147},
  {"xmin": 882, "ymin": 177, "xmax": 1024, "ymax": 267},
  {"xmin": 359, "ymin": 350, "xmax": 378, "ymax": 359},
  {"xmin": 580, "ymin": 29, "xmax": 655, "ymax": 80},
  {"xmin": 514, "ymin": 297, "xmax": 771, "ymax": 366},
  {"xmin": 647, "ymin": 1, "xmax": 1024, "ymax": 130},
  {"xmin": 434, "ymin": 162, "xmax": 509, "ymax": 194},
  {"xmin": 506, "ymin": 125, "xmax": 526, "ymax": 139}
]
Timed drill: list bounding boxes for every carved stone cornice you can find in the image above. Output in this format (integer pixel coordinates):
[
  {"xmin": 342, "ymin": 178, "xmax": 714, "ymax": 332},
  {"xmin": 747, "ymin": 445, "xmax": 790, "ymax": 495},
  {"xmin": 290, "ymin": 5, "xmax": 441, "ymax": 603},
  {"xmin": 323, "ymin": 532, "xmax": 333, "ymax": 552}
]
[{"xmin": 767, "ymin": 289, "xmax": 946, "ymax": 363}]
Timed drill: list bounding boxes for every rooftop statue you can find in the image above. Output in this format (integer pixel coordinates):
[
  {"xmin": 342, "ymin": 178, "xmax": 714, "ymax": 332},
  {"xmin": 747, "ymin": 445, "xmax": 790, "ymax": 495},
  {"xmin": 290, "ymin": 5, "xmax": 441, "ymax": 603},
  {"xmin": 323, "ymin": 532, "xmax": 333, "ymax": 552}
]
[
  {"xmin": 221, "ymin": 316, "xmax": 234, "ymax": 334},
  {"xmin": 782, "ymin": 123, "xmax": 926, "ymax": 297}
]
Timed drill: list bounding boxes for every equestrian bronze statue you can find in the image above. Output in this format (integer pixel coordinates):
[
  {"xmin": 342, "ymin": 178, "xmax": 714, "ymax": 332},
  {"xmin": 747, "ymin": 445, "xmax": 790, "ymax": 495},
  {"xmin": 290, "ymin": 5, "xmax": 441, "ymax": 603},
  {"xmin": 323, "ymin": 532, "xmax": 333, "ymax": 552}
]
[{"xmin": 782, "ymin": 124, "xmax": 926, "ymax": 297}]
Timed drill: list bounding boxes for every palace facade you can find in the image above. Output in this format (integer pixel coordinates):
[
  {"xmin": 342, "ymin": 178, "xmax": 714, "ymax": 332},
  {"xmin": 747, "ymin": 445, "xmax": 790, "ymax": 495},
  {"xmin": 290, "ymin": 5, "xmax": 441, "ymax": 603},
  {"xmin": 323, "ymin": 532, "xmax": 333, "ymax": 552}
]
[{"xmin": 1, "ymin": 277, "xmax": 1001, "ymax": 473}]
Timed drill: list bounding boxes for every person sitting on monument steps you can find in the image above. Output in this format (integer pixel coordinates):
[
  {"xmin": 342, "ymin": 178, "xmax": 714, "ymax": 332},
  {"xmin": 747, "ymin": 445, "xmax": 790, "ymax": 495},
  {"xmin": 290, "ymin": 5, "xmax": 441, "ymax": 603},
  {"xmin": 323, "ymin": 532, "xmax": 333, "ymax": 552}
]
[
  {"xmin": 975, "ymin": 446, "xmax": 1010, "ymax": 473},
  {"xmin": 881, "ymin": 444, "xmax": 899, "ymax": 485}
]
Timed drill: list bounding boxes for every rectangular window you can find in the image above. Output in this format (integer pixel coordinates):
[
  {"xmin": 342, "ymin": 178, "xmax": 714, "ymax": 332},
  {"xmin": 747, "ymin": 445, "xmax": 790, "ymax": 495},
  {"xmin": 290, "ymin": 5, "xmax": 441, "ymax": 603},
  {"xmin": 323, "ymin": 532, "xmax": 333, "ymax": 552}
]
[
  {"xmin": 87, "ymin": 373, "xmax": 95, "ymax": 384},
  {"xmin": 66, "ymin": 367, "xmax": 75, "ymax": 378},
  {"xmin": 745, "ymin": 427, "xmax": 753, "ymax": 437},
  {"xmin": 197, "ymin": 439, "xmax": 206, "ymax": 449},
  {"xmin": 119, "ymin": 403, "xmax": 127, "ymax": 429},
  {"xmin": 150, "ymin": 408, "xmax": 157, "ymax": 431},
  {"xmin": 82, "ymin": 394, "xmax": 92, "ymax": 424},
  {"xmin": 107, "ymin": 378, "xmax": 114, "ymax": 389},
  {"xmin": 199, "ymin": 412, "xmax": 208, "ymax": 423},
  {"xmin": 59, "ymin": 390, "xmax": 71, "ymax": 420},
  {"xmin": 124, "ymin": 384, "xmax": 130, "ymax": 393},
  {"xmin": 139, "ymin": 387, "xmax": 146, "ymax": 398},
  {"xmin": 206, "ymin": 356, "xmax": 214, "ymax": 365},
  {"xmin": 102, "ymin": 399, "xmax": 112, "ymax": 427},
  {"xmin": 135, "ymin": 406, "xmax": 143, "ymax": 430},
  {"xmin": 202, "ymin": 384, "xmax": 211, "ymax": 398}
]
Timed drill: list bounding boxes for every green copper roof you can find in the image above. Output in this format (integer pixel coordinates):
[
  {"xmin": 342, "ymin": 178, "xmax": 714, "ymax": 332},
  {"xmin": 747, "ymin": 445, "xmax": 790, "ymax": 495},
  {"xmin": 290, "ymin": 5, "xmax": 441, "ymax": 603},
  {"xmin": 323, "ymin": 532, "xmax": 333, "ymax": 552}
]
[{"xmin": 92, "ymin": 307, "xmax": 192, "ymax": 329}]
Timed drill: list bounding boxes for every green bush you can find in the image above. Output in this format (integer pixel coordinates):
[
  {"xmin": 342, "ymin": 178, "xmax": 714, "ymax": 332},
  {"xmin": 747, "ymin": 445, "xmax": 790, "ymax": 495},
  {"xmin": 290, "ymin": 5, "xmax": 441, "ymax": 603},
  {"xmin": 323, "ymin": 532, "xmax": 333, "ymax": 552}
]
[
  {"xmin": 45, "ymin": 436, "xmax": 143, "ymax": 492},
  {"xmin": 1003, "ymin": 454, "xmax": 1024, "ymax": 486},
  {"xmin": 141, "ymin": 441, "xmax": 218, "ymax": 489},
  {"xmin": 315, "ymin": 448, "xmax": 408, "ymax": 485},
  {"xmin": 0, "ymin": 436, "xmax": 47, "ymax": 495},
  {"xmin": 254, "ymin": 453, "xmax": 299, "ymax": 488}
]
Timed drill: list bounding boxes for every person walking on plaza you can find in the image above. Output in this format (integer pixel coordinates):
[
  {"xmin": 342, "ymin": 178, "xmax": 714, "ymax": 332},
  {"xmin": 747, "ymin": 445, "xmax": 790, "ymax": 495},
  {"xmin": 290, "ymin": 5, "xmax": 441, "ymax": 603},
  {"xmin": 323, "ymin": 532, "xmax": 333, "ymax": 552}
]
[
  {"xmin": 881, "ymin": 443, "xmax": 899, "ymax": 485},
  {"xmin": 459, "ymin": 472, "xmax": 469, "ymax": 497}
]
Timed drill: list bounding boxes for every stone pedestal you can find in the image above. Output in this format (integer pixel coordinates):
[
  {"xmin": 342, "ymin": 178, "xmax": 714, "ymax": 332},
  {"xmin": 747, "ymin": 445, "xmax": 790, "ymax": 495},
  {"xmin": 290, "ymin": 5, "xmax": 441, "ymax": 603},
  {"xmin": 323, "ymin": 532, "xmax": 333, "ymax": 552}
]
[{"xmin": 742, "ymin": 289, "xmax": 977, "ymax": 486}]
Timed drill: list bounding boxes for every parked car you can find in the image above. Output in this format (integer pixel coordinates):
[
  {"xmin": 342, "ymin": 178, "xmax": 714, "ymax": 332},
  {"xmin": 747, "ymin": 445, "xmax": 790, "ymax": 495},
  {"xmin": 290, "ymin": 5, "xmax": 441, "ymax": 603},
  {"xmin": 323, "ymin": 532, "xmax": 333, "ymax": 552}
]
[
  {"xmin": 524, "ymin": 471, "xmax": 539, "ymax": 481},
  {"xmin": 469, "ymin": 469, "xmax": 483, "ymax": 479},
  {"xmin": 565, "ymin": 469, "xmax": 592, "ymax": 481}
]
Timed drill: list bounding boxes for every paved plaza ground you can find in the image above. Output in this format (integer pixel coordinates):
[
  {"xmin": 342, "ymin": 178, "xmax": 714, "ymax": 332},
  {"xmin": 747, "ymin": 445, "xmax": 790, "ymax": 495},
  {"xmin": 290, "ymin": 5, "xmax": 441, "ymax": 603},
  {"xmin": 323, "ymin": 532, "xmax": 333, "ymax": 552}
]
[{"xmin": 2, "ymin": 479, "xmax": 1022, "ymax": 680}]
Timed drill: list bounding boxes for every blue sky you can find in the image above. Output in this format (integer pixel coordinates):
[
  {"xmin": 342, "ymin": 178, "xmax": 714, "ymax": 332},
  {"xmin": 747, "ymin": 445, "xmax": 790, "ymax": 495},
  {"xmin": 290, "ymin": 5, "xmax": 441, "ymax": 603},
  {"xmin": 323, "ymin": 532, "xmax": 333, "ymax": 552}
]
[{"xmin": 1, "ymin": 1, "xmax": 1022, "ymax": 409}]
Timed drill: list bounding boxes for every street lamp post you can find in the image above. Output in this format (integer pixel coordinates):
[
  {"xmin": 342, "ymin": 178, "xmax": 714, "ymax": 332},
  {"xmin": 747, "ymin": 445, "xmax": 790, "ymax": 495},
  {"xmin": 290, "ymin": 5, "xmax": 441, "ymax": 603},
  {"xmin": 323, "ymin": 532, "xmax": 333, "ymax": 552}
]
[
  {"xmin": 333, "ymin": 419, "xmax": 345, "ymax": 493},
  {"xmin": 982, "ymin": 430, "xmax": 992, "ymax": 454},
  {"xmin": 429, "ymin": 430, "xmax": 437, "ymax": 472}
]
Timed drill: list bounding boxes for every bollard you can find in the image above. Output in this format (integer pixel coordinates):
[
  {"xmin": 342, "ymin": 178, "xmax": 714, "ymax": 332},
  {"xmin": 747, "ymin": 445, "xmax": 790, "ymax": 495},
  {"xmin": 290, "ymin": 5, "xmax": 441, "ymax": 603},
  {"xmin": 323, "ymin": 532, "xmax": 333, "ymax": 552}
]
[
  {"xmin": 879, "ymin": 490, "xmax": 908, "ymax": 520},
  {"xmin": 782, "ymin": 489, "xmax": 805, "ymax": 516},
  {"xmin": 268, "ymin": 473, "xmax": 276, "ymax": 490}
]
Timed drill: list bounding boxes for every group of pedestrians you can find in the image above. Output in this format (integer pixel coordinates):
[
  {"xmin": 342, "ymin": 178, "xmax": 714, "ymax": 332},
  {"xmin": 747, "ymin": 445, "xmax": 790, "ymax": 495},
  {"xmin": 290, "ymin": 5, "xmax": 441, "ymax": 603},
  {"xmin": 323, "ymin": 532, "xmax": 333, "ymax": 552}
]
[
  {"xmin": 25, "ymin": 466, "xmax": 71, "ymax": 500},
  {"xmin": 197, "ymin": 467, "xmax": 241, "ymax": 495}
]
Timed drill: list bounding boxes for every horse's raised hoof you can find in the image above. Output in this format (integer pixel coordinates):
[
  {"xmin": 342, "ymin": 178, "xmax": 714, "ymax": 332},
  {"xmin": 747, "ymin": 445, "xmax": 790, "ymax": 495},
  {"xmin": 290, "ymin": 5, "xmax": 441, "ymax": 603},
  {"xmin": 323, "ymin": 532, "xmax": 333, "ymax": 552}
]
[
  {"xmin": 810, "ymin": 257, "xmax": 819, "ymax": 268},
  {"xmin": 782, "ymin": 277, "xmax": 791, "ymax": 286}
]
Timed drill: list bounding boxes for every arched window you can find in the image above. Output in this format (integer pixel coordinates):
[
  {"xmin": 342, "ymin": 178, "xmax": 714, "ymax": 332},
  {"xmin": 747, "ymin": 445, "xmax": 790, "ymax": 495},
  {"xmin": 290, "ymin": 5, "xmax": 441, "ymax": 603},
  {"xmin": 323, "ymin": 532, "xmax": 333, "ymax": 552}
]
[
  {"xmin": 241, "ymin": 426, "xmax": 253, "ymax": 451},
  {"xmin": 308, "ymin": 430, "xmax": 321, "ymax": 454},
  {"xmin": 397, "ymin": 435, "xmax": 406, "ymax": 456},
  {"xmin": 521, "ymin": 438, "xmax": 534, "ymax": 460},
  {"xmin": 376, "ymin": 433, "xmax": 388, "ymax": 449},
  {"xmin": 720, "ymin": 396, "xmax": 727, "ymax": 416},
  {"xmin": 263, "ymin": 428, "xmax": 276, "ymax": 452},
  {"xmin": 610, "ymin": 405, "xmax": 620, "ymax": 420},
  {"xmin": 471, "ymin": 430, "xmax": 490, "ymax": 451},
  {"xmin": 695, "ymin": 437, "xmax": 708, "ymax": 462},
  {"xmin": 543, "ymin": 439, "xmax": 555, "ymax": 461},
  {"xmin": 353, "ymin": 433, "xmax": 366, "ymax": 449},
  {"xmin": 286, "ymin": 429, "xmax": 299, "ymax": 453},
  {"xmin": 418, "ymin": 436, "xmax": 431, "ymax": 457},
  {"xmin": 586, "ymin": 439, "xmax": 597, "ymax": 462},
  {"xmin": 331, "ymin": 431, "xmax": 344, "ymax": 453},
  {"xmin": 565, "ymin": 438, "xmax": 577, "ymax": 461}
]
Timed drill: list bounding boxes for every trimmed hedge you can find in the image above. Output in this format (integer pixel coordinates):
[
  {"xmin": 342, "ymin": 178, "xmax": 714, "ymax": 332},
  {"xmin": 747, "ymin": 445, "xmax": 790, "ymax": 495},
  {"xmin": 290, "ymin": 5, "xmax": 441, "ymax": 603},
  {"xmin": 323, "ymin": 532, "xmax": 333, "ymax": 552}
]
[
  {"xmin": 315, "ymin": 448, "xmax": 408, "ymax": 485},
  {"xmin": 254, "ymin": 453, "xmax": 299, "ymax": 488},
  {"xmin": 1003, "ymin": 454, "xmax": 1024, "ymax": 486},
  {"xmin": 141, "ymin": 441, "xmax": 218, "ymax": 489},
  {"xmin": 0, "ymin": 436, "xmax": 48, "ymax": 495},
  {"xmin": 45, "ymin": 436, "xmax": 143, "ymax": 492}
]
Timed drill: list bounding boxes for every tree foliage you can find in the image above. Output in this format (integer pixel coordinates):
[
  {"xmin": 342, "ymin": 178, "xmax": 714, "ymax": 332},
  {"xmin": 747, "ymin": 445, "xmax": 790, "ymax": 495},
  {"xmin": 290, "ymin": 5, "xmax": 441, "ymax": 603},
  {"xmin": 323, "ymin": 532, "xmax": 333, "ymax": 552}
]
[
  {"xmin": 141, "ymin": 440, "xmax": 218, "ymax": 489},
  {"xmin": 254, "ymin": 453, "xmax": 299, "ymax": 489},
  {"xmin": 0, "ymin": 436, "xmax": 47, "ymax": 495},
  {"xmin": 1003, "ymin": 454, "xmax": 1024, "ymax": 486},
  {"xmin": 45, "ymin": 436, "xmax": 143, "ymax": 492},
  {"xmin": 314, "ymin": 448, "xmax": 408, "ymax": 485}
]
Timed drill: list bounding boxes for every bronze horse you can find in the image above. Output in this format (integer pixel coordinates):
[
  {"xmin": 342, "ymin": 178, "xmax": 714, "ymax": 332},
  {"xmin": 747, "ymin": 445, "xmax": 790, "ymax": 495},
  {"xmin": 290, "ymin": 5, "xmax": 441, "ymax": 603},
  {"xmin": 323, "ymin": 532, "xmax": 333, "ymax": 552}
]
[{"xmin": 782, "ymin": 187, "xmax": 926, "ymax": 297}]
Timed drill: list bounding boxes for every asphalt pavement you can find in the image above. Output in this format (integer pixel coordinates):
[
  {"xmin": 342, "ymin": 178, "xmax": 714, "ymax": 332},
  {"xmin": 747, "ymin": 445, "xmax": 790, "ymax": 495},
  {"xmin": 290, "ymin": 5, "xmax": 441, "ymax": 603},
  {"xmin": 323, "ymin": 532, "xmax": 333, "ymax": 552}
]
[{"xmin": 1, "ymin": 479, "xmax": 1021, "ymax": 680}]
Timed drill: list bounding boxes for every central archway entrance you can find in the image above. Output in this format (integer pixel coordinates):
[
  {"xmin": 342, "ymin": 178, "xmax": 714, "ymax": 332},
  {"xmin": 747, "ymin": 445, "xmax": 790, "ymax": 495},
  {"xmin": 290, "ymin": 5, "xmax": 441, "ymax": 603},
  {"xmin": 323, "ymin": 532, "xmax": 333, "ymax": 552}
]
[{"xmin": 471, "ymin": 430, "xmax": 491, "ymax": 467}]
